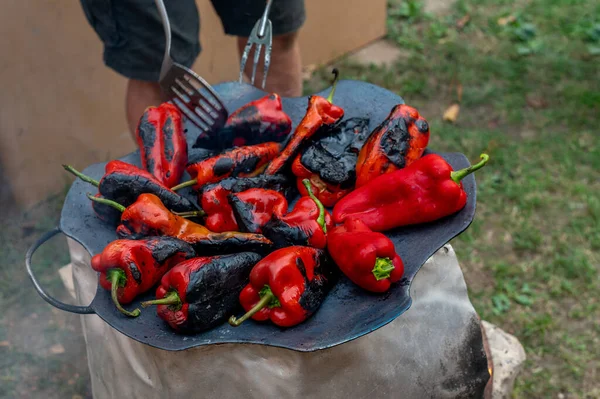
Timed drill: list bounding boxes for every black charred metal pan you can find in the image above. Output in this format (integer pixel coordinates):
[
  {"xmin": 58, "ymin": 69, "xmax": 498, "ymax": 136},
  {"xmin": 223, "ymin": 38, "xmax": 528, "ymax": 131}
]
[{"xmin": 26, "ymin": 80, "xmax": 477, "ymax": 352}]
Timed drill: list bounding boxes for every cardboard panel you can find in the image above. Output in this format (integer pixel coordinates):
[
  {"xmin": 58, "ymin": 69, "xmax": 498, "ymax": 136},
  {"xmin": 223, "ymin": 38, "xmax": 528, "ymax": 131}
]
[{"xmin": 0, "ymin": 0, "xmax": 386, "ymax": 209}]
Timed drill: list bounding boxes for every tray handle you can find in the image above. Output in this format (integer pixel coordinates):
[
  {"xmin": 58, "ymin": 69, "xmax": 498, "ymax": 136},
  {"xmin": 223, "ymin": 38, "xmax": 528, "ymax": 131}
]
[{"xmin": 26, "ymin": 227, "xmax": 95, "ymax": 314}]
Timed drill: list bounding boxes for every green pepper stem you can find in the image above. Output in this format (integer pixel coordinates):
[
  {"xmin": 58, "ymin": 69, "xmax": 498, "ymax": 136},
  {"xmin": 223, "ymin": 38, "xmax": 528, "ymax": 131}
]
[
  {"xmin": 326, "ymin": 68, "xmax": 340, "ymax": 103},
  {"xmin": 302, "ymin": 179, "xmax": 327, "ymax": 234},
  {"xmin": 228, "ymin": 285, "xmax": 278, "ymax": 327},
  {"xmin": 62, "ymin": 164, "xmax": 99, "ymax": 187},
  {"xmin": 172, "ymin": 210, "xmax": 206, "ymax": 218},
  {"xmin": 108, "ymin": 269, "xmax": 140, "ymax": 317},
  {"xmin": 140, "ymin": 291, "xmax": 182, "ymax": 310},
  {"xmin": 171, "ymin": 179, "xmax": 197, "ymax": 191},
  {"xmin": 86, "ymin": 193, "xmax": 126, "ymax": 212},
  {"xmin": 372, "ymin": 257, "xmax": 395, "ymax": 281},
  {"xmin": 450, "ymin": 154, "xmax": 490, "ymax": 183}
]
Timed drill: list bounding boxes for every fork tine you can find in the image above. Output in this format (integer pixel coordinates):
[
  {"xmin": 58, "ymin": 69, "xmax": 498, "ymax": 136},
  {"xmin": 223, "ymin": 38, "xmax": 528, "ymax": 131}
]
[
  {"xmin": 239, "ymin": 40, "xmax": 253, "ymax": 84},
  {"xmin": 173, "ymin": 96, "xmax": 210, "ymax": 132},
  {"xmin": 171, "ymin": 86, "xmax": 214, "ymax": 128},
  {"xmin": 250, "ymin": 43, "xmax": 262, "ymax": 86},
  {"xmin": 261, "ymin": 23, "xmax": 273, "ymax": 89},
  {"xmin": 175, "ymin": 77, "xmax": 195, "ymax": 97}
]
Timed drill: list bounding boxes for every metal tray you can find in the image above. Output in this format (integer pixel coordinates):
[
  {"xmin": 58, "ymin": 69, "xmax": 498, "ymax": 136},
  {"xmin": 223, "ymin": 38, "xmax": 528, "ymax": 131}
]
[{"xmin": 26, "ymin": 80, "xmax": 477, "ymax": 352}]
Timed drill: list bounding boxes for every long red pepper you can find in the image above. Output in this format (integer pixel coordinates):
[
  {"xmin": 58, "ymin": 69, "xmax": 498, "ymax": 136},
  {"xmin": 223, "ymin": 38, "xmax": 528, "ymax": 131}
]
[
  {"xmin": 264, "ymin": 69, "xmax": 345, "ymax": 175},
  {"xmin": 136, "ymin": 103, "xmax": 188, "ymax": 188},
  {"xmin": 333, "ymin": 153, "xmax": 489, "ymax": 231}
]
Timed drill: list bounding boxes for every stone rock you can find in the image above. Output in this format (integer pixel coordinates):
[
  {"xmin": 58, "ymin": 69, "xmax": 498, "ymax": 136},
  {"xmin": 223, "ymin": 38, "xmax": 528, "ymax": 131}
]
[{"xmin": 482, "ymin": 320, "xmax": 527, "ymax": 399}]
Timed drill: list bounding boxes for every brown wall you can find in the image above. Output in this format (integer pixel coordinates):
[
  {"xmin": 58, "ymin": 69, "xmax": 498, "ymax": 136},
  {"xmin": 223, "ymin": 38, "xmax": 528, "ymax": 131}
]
[{"xmin": 0, "ymin": 0, "xmax": 386, "ymax": 209}]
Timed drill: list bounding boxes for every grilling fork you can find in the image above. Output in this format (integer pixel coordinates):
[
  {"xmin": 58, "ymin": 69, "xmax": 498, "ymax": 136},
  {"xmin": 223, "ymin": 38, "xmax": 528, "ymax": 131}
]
[
  {"xmin": 154, "ymin": 0, "xmax": 228, "ymax": 133},
  {"xmin": 239, "ymin": 0, "xmax": 274, "ymax": 89}
]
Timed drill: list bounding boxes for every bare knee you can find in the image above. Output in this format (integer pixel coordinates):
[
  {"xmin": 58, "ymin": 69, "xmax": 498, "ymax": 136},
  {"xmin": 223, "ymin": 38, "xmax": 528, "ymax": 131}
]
[
  {"xmin": 272, "ymin": 32, "xmax": 299, "ymax": 52},
  {"xmin": 125, "ymin": 79, "xmax": 163, "ymax": 137}
]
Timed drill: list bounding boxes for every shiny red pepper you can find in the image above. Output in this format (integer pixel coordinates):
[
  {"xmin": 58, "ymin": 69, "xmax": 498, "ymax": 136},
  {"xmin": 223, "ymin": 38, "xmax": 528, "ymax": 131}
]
[
  {"xmin": 327, "ymin": 218, "xmax": 404, "ymax": 292},
  {"xmin": 141, "ymin": 252, "xmax": 262, "ymax": 333},
  {"xmin": 228, "ymin": 189, "xmax": 288, "ymax": 233},
  {"xmin": 200, "ymin": 174, "xmax": 291, "ymax": 233},
  {"xmin": 91, "ymin": 237, "xmax": 195, "ymax": 317},
  {"xmin": 193, "ymin": 93, "xmax": 292, "ymax": 149},
  {"xmin": 88, "ymin": 193, "xmax": 273, "ymax": 254},
  {"xmin": 176, "ymin": 142, "xmax": 280, "ymax": 191},
  {"xmin": 355, "ymin": 104, "xmax": 430, "ymax": 187},
  {"xmin": 228, "ymin": 246, "xmax": 336, "ymax": 328},
  {"xmin": 334, "ymin": 154, "xmax": 490, "ymax": 231},
  {"xmin": 264, "ymin": 70, "xmax": 344, "ymax": 176},
  {"xmin": 136, "ymin": 103, "xmax": 188, "ymax": 188},
  {"xmin": 261, "ymin": 180, "xmax": 333, "ymax": 249}
]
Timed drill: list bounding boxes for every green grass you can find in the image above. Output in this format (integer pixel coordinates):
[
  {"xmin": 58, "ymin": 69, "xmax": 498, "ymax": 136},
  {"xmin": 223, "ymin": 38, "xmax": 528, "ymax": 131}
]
[{"xmin": 305, "ymin": 0, "xmax": 599, "ymax": 397}]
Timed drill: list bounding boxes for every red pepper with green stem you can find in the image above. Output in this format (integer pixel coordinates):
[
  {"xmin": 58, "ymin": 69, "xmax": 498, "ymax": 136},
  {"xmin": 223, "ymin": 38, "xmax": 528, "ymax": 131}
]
[
  {"xmin": 333, "ymin": 153, "xmax": 490, "ymax": 231},
  {"xmin": 327, "ymin": 218, "xmax": 404, "ymax": 293},
  {"xmin": 91, "ymin": 237, "xmax": 195, "ymax": 317},
  {"xmin": 264, "ymin": 69, "xmax": 345, "ymax": 176},
  {"xmin": 355, "ymin": 104, "xmax": 430, "ymax": 187},
  {"xmin": 141, "ymin": 252, "xmax": 262, "ymax": 333},
  {"xmin": 87, "ymin": 193, "xmax": 273, "ymax": 255},
  {"xmin": 63, "ymin": 161, "xmax": 199, "ymax": 225},
  {"xmin": 193, "ymin": 93, "xmax": 292, "ymax": 149},
  {"xmin": 228, "ymin": 246, "xmax": 337, "ymax": 328},
  {"xmin": 136, "ymin": 103, "xmax": 188, "ymax": 188},
  {"xmin": 259, "ymin": 180, "xmax": 332, "ymax": 249},
  {"xmin": 172, "ymin": 142, "xmax": 281, "ymax": 191}
]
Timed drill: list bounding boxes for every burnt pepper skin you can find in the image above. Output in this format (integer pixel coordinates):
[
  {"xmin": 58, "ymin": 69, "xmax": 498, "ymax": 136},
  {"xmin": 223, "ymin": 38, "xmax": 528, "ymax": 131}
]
[
  {"xmin": 334, "ymin": 154, "xmax": 490, "ymax": 231},
  {"xmin": 200, "ymin": 174, "xmax": 292, "ymax": 233},
  {"xmin": 63, "ymin": 161, "xmax": 198, "ymax": 225},
  {"xmin": 228, "ymin": 189, "xmax": 288, "ymax": 233},
  {"xmin": 183, "ymin": 142, "xmax": 281, "ymax": 191},
  {"xmin": 355, "ymin": 104, "xmax": 430, "ymax": 187},
  {"xmin": 292, "ymin": 117, "xmax": 371, "ymax": 207},
  {"xmin": 193, "ymin": 93, "xmax": 292, "ymax": 149},
  {"xmin": 228, "ymin": 246, "xmax": 337, "ymax": 328},
  {"xmin": 141, "ymin": 252, "xmax": 262, "ymax": 334},
  {"xmin": 327, "ymin": 218, "xmax": 404, "ymax": 293},
  {"xmin": 261, "ymin": 180, "xmax": 333, "ymax": 249},
  {"xmin": 136, "ymin": 103, "xmax": 188, "ymax": 188},
  {"xmin": 109, "ymin": 193, "xmax": 273, "ymax": 255},
  {"xmin": 91, "ymin": 237, "xmax": 195, "ymax": 317}
]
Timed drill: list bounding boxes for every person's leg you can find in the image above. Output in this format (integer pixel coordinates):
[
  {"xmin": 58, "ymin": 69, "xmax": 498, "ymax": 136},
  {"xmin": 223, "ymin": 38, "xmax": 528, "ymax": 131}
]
[
  {"xmin": 125, "ymin": 80, "xmax": 165, "ymax": 135},
  {"xmin": 237, "ymin": 32, "xmax": 303, "ymax": 97},
  {"xmin": 211, "ymin": 0, "xmax": 306, "ymax": 97},
  {"xmin": 79, "ymin": 0, "xmax": 201, "ymax": 137}
]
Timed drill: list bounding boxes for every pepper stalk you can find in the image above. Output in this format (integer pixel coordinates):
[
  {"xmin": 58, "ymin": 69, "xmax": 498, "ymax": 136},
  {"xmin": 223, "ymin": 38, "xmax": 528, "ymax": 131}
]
[
  {"xmin": 107, "ymin": 269, "xmax": 140, "ymax": 317},
  {"xmin": 87, "ymin": 193, "xmax": 125, "ymax": 212},
  {"xmin": 372, "ymin": 257, "xmax": 395, "ymax": 281},
  {"xmin": 141, "ymin": 291, "xmax": 182, "ymax": 310},
  {"xmin": 62, "ymin": 164, "xmax": 100, "ymax": 187},
  {"xmin": 302, "ymin": 179, "xmax": 327, "ymax": 233},
  {"xmin": 326, "ymin": 68, "xmax": 340, "ymax": 103},
  {"xmin": 228, "ymin": 285, "xmax": 280, "ymax": 327},
  {"xmin": 450, "ymin": 154, "xmax": 490, "ymax": 184}
]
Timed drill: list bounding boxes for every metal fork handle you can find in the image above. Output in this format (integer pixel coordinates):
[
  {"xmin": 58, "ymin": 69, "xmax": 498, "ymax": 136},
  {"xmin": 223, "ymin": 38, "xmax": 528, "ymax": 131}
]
[
  {"xmin": 258, "ymin": 0, "xmax": 273, "ymax": 38},
  {"xmin": 155, "ymin": 0, "xmax": 172, "ymax": 80}
]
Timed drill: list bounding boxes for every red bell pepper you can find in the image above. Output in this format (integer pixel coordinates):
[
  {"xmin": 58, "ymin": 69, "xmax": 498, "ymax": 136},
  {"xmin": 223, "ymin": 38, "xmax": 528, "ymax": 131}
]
[
  {"xmin": 174, "ymin": 142, "xmax": 281, "ymax": 191},
  {"xmin": 355, "ymin": 104, "xmax": 430, "ymax": 187},
  {"xmin": 261, "ymin": 180, "xmax": 333, "ymax": 249},
  {"xmin": 136, "ymin": 103, "xmax": 188, "ymax": 188},
  {"xmin": 334, "ymin": 153, "xmax": 490, "ymax": 231},
  {"xmin": 228, "ymin": 188, "xmax": 288, "ymax": 233},
  {"xmin": 327, "ymin": 218, "xmax": 404, "ymax": 292},
  {"xmin": 228, "ymin": 246, "xmax": 336, "ymax": 328},
  {"xmin": 141, "ymin": 253, "xmax": 262, "ymax": 333},
  {"xmin": 91, "ymin": 237, "xmax": 195, "ymax": 317},
  {"xmin": 193, "ymin": 93, "xmax": 292, "ymax": 149}
]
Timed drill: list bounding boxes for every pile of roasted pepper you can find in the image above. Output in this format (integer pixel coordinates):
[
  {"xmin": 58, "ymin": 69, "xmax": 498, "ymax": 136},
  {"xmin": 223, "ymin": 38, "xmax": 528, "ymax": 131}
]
[{"xmin": 64, "ymin": 71, "xmax": 489, "ymax": 333}]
